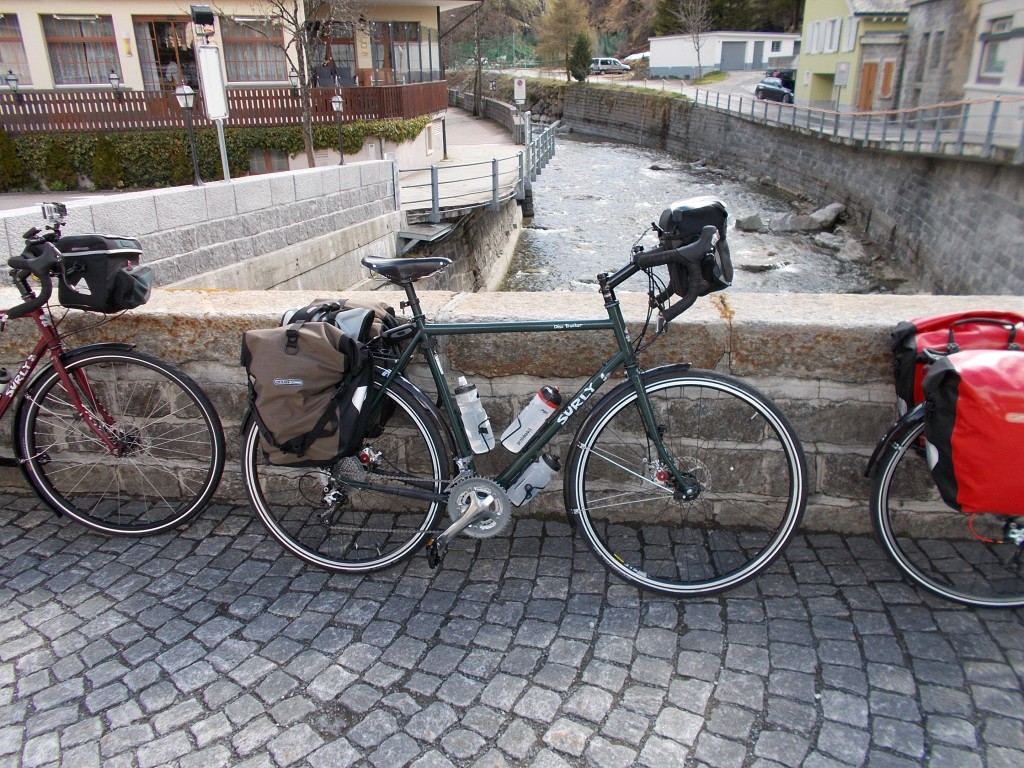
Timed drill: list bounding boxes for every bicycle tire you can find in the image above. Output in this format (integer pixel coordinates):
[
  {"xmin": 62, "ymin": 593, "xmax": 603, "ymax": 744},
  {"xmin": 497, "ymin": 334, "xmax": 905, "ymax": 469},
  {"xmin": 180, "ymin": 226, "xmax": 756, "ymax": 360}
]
[
  {"xmin": 564, "ymin": 366, "xmax": 807, "ymax": 597},
  {"xmin": 870, "ymin": 418, "xmax": 1024, "ymax": 608},
  {"xmin": 243, "ymin": 373, "xmax": 451, "ymax": 573},
  {"xmin": 15, "ymin": 348, "xmax": 225, "ymax": 535}
]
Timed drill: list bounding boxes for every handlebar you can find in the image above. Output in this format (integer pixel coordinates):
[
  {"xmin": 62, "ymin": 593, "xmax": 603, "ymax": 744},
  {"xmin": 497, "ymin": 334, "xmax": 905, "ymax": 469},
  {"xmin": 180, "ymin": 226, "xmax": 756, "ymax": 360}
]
[
  {"xmin": 634, "ymin": 225, "xmax": 719, "ymax": 322},
  {"xmin": 5, "ymin": 242, "xmax": 62, "ymax": 319}
]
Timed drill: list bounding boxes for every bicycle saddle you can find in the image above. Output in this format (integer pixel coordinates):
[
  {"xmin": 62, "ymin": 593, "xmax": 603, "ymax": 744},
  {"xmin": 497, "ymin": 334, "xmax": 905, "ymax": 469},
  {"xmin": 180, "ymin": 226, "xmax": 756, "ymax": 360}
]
[{"xmin": 362, "ymin": 256, "xmax": 452, "ymax": 284}]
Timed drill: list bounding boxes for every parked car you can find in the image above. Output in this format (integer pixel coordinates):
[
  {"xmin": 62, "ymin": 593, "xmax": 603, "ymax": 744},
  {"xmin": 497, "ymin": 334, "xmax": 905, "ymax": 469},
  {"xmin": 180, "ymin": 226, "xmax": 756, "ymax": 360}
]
[
  {"xmin": 766, "ymin": 68, "xmax": 796, "ymax": 91},
  {"xmin": 755, "ymin": 76, "xmax": 794, "ymax": 104},
  {"xmin": 589, "ymin": 57, "xmax": 630, "ymax": 75}
]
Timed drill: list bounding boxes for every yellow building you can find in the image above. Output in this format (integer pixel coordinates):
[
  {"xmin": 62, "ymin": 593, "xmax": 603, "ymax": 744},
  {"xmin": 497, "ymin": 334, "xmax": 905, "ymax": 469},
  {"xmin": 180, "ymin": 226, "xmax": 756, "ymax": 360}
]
[
  {"xmin": 0, "ymin": 1, "xmax": 476, "ymax": 92},
  {"xmin": 797, "ymin": 0, "xmax": 909, "ymax": 110}
]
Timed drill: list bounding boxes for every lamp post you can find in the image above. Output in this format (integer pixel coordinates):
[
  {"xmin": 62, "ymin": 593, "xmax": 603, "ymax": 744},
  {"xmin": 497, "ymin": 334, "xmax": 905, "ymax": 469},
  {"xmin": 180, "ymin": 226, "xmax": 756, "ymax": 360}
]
[
  {"xmin": 288, "ymin": 67, "xmax": 300, "ymax": 94},
  {"xmin": 108, "ymin": 69, "xmax": 122, "ymax": 100},
  {"xmin": 330, "ymin": 94, "xmax": 345, "ymax": 165},
  {"xmin": 5, "ymin": 69, "xmax": 21, "ymax": 104},
  {"xmin": 174, "ymin": 84, "xmax": 203, "ymax": 187}
]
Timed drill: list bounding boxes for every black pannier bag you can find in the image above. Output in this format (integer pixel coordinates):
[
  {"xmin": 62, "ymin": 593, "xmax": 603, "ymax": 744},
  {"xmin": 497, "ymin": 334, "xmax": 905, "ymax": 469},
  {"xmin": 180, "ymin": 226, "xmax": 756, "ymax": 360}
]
[
  {"xmin": 56, "ymin": 234, "xmax": 154, "ymax": 313},
  {"xmin": 242, "ymin": 320, "xmax": 373, "ymax": 467},
  {"xmin": 922, "ymin": 349, "xmax": 1024, "ymax": 516},
  {"xmin": 281, "ymin": 298, "xmax": 407, "ymax": 354},
  {"xmin": 890, "ymin": 311, "xmax": 1024, "ymax": 415},
  {"xmin": 656, "ymin": 196, "xmax": 733, "ymax": 302}
]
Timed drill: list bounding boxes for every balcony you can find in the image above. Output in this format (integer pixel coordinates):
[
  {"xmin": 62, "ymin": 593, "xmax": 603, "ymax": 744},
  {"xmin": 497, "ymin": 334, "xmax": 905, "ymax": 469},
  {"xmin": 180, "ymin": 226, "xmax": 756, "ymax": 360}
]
[{"xmin": 0, "ymin": 81, "xmax": 448, "ymax": 135}]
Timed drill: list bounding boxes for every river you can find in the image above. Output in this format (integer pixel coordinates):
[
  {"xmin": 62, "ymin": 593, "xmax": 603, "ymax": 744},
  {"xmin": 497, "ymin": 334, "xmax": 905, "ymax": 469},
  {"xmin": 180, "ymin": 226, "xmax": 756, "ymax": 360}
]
[{"xmin": 500, "ymin": 134, "xmax": 920, "ymax": 294}]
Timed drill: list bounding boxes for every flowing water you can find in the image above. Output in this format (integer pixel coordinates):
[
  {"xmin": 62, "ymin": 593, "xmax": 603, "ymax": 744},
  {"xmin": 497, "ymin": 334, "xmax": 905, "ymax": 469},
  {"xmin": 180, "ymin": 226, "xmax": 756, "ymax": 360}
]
[{"xmin": 501, "ymin": 134, "xmax": 920, "ymax": 294}]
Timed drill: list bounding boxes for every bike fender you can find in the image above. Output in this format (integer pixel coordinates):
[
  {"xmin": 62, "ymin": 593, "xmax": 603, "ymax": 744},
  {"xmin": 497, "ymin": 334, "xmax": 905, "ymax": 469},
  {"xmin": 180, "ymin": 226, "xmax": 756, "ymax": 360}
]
[
  {"xmin": 59, "ymin": 342, "xmax": 135, "ymax": 364},
  {"xmin": 864, "ymin": 404, "xmax": 926, "ymax": 478}
]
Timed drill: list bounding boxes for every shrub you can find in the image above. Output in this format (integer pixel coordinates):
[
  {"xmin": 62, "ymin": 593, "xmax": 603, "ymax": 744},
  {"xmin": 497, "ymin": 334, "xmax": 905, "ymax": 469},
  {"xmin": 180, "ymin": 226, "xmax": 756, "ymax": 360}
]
[
  {"xmin": 91, "ymin": 135, "xmax": 124, "ymax": 189},
  {"xmin": 0, "ymin": 130, "xmax": 30, "ymax": 191},
  {"xmin": 43, "ymin": 141, "xmax": 78, "ymax": 191}
]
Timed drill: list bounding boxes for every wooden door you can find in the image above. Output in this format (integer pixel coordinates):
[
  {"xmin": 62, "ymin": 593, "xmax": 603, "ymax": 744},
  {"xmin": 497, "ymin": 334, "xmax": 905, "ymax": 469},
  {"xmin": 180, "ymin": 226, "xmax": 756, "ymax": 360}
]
[{"xmin": 857, "ymin": 62, "xmax": 877, "ymax": 110}]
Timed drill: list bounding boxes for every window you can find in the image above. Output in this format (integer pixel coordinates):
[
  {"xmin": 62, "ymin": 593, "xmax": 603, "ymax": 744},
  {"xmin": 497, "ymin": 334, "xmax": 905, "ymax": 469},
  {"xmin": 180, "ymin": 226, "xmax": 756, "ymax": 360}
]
[
  {"xmin": 770, "ymin": 40, "xmax": 782, "ymax": 53},
  {"xmin": 250, "ymin": 149, "xmax": 289, "ymax": 174},
  {"xmin": 979, "ymin": 16, "xmax": 1012, "ymax": 81},
  {"xmin": 0, "ymin": 15, "xmax": 32, "ymax": 85},
  {"xmin": 879, "ymin": 60, "xmax": 896, "ymax": 98},
  {"xmin": 134, "ymin": 17, "xmax": 196, "ymax": 91},
  {"xmin": 825, "ymin": 19, "xmax": 841, "ymax": 53},
  {"xmin": 843, "ymin": 17, "xmax": 858, "ymax": 52},
  {"xmin": 915, "ymin": 32, "xmax": 930, "ymax": 82},
  {"xmin": 324, "ymin": 21, "xmax": 356, "ymax": 85},
  {"xmin": 42, "ymin": 15, "xmax": 119, "ymax": 85},
  {"xmin": 221, "ymin": 17, "xmax": 287, "ymax": 82}
]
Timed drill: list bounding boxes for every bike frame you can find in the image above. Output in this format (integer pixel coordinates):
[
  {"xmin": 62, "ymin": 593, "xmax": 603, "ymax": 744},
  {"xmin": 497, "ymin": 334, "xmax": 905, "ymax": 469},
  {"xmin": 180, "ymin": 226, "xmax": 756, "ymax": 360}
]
[
  {"xmin": 365, "ymin": 260, "xmax": 696, "ymax": 497},
  {"xmin": 0, "ymin": 305, "xmax": 123, "ymax": 456}
]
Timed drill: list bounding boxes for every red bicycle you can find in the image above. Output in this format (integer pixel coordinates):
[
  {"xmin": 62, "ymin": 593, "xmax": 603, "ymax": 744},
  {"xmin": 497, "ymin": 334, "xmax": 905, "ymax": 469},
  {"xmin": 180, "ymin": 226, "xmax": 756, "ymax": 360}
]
[{"xmin": 1, "ymin": 203, "xmax": 224, "ymax": 535}]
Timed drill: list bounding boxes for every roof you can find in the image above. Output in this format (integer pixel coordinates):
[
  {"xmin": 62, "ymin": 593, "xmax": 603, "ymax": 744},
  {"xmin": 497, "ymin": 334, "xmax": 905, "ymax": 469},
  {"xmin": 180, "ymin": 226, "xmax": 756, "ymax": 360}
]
[{"xmin": 848, "ymin": 0, "xmax": 909, "ymax": 15}]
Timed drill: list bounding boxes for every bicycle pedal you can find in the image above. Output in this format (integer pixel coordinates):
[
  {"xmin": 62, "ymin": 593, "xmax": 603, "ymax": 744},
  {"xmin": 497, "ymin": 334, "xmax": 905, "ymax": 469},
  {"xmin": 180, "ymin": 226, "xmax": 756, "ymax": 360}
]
[{"xmin": 425, "ymin": 538, "xmax": 445, "ymax": 569}]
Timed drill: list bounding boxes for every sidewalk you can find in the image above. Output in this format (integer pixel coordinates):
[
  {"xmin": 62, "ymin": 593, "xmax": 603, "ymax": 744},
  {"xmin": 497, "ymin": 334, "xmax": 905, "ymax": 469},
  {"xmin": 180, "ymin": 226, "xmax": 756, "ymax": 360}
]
[{"xmin": 1, "ymin": 496, "xmax": 1022, "ymax": 767}]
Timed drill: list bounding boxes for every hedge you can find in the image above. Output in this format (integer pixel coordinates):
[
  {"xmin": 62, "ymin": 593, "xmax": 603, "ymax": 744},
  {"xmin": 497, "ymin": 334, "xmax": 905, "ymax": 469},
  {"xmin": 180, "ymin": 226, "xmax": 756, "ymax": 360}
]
[{"xmin": 1, "ymin": 116, "xmax": 430, "ymax": 192}]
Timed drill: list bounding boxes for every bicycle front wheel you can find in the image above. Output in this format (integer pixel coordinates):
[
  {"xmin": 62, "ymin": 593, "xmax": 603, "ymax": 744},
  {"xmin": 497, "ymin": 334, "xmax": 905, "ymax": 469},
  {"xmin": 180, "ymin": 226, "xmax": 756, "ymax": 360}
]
[
  {"xmin": 871, "ymin": 419, "xmax": 1024, "ymax": 608},
  {"xmin": 16, "ymin": 348, "xmax": 225, "ymax": 535},
  {"xmin": 564, "ymin": 367, "xmax": 807, "ymax": 597},
  {"xmin": 243, "ymin": 375, "xmax": 451, "ymax": 573}
]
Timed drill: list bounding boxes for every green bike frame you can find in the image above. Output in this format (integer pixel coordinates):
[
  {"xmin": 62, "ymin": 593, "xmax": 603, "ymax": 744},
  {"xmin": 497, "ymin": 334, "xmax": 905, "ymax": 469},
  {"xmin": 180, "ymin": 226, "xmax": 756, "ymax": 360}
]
[{"xmin": 364, "ymin": 263, "xmax": 699, "ymax": 500}]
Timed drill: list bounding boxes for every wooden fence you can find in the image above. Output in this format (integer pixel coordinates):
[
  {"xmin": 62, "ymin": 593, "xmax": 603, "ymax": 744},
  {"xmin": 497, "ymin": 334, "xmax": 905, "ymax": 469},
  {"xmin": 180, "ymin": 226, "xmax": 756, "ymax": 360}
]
[{"xmin": 0, "ymin": 82, "xmax": 448, "ymax": 135}]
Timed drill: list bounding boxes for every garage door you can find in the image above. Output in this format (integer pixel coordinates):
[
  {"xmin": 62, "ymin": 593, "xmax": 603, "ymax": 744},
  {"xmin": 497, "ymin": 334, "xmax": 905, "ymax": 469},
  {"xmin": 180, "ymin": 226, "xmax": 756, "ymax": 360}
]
[{"xmin": 720, "ymin": 41, "xmax": 746, "ymax": 71}]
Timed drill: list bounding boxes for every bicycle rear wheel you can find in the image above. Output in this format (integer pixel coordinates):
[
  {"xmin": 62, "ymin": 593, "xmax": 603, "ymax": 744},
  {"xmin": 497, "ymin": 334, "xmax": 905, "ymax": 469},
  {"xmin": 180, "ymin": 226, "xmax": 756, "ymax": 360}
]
[
  {"xmin": 243, "ymin": 375, "xmax": 451, "ymax": 573},
  {"xmin": 564, "ymin": 367, "xmax": 807, "ymax": 597},
  {"xmin": 15, "ymin": 348, "xmax": 224, "ymax": 535},
  {"xmin": 871, "ymin": 418, "xmax": 1024, "ymax": 608}
]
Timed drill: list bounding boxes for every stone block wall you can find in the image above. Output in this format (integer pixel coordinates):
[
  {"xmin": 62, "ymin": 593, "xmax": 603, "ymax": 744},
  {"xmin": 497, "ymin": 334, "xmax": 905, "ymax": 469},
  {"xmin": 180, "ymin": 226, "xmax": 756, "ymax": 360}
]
[
  {"xmin": 0, "ymin": 162, "xmax": 400, "ymax": 291},
  {"xmin": 4, "ymin": 288, "xmax": 1024, "ymax": 534},
  {"xmin": 556, "ymin": 86, "xmax": 1024, "ymax": 296}
]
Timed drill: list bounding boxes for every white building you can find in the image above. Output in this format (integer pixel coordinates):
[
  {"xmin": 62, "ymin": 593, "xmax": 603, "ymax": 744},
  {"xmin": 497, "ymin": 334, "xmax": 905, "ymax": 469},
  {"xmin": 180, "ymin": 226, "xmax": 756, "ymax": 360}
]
[{"xmin": 649, "ymin": 31, "xmax": 801, "ymax": 79}]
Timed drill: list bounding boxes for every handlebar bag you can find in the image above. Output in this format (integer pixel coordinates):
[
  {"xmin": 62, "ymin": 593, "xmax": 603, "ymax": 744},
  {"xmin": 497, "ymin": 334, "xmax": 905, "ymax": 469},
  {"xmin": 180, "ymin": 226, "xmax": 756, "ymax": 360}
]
[
  {"xmin": 891, "ymin": 311, "xmax": 1024, "ymax": 415},
  {"xmin": 657, "ymin": 196, "xmax": 733, "ymax": 302},
  {"xmin": 922, "ymin": 349, "xmax": 1024, "ymax": 515},
  {"xmin": 242, "ymin": 321, "xmax": 372, "ymax": 467},
  {"xmin": 56, "ymin": 234, "xmax": 153, "ymax": 313}
]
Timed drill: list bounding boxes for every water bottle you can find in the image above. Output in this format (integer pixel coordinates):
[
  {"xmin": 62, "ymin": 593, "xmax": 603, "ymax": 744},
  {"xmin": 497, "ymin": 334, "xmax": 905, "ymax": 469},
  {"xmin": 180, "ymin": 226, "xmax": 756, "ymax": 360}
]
[
  {"xmin": 508, "ymin": 453, "xmax": 561, "ymax": 506},
  {"xmin": 454, "ymin": 376, "xmax": 494, "ymax": 454},
  {"xmin": 500, "ymin": 386, "xmax": 562, "ymax": 453}
]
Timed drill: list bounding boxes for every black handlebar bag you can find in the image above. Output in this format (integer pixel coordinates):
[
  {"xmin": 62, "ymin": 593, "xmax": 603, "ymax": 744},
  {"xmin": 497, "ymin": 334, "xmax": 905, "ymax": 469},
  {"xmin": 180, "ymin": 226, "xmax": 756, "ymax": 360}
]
[
  {"xmin": 891, "ymin": 311, "xmax": 1024, "ymax": 415},
  {"xmin": 242, "ymin": 321, "xmax": 372, "ymax": 467},
  {"xmin": 922, "ymin": 349, "xmax": 1024, "ymax": 516}
]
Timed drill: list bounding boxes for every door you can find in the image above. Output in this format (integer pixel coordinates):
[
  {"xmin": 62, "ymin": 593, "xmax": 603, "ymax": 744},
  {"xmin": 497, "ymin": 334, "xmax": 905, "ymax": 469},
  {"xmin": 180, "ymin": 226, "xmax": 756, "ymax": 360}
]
[
  {"xmin": 134, "ymin": 17, "xmax": 197, "ymax": 91},
  {"xmin": 857, "ymin": 62, "xmax": 878, "ymax": 110},
  {"xmin": 720, "ymin": 42, "xmax": 746, "ymax": 71},
  {"xmin": 752, "ymin": 41, "xmax": 764, "ymax": 70}
]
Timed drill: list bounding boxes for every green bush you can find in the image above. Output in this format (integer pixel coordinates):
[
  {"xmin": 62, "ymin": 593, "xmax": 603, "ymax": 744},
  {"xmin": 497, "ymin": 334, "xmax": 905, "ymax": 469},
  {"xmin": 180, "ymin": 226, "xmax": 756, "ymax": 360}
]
[
  {"xmin": 43, "ymin": 141, "xmax": 78, "ymax": 191},
  {"xmin": 91, "ymin": 135, "xmax": 124, "ymax": 189},
  {"xmin": 0, "ymin": 129, "xmax": 30, "ymax": 191}
]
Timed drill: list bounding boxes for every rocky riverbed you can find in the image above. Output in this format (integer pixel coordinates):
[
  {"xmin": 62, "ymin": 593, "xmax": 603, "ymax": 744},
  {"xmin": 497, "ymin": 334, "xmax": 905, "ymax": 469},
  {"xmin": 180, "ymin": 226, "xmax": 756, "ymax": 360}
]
[{"xmin": 501, "ymin": 134, "xmax": 922, "ymax": 294}]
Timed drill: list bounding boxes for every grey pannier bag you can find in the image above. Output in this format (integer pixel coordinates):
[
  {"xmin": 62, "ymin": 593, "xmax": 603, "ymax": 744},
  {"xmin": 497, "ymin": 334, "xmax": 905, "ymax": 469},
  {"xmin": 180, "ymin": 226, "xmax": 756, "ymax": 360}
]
[{"xmin": 241, "ymin": 320, "xmax": 372, "ymax": 467}]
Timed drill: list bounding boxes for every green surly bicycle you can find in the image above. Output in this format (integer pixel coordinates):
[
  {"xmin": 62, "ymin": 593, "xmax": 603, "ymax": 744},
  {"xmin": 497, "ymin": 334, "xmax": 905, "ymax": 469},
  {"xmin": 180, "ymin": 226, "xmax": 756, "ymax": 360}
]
[{"xmin": 242, "ymin": 197, "xmax": 808, "ymax": 597}]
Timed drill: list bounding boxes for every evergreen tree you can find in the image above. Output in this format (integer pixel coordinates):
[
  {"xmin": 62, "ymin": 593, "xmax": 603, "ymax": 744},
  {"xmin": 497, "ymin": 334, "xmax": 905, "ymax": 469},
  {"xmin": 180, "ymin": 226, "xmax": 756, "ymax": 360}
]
[
  {"xmin": 0, "ymin": 130, "xmax": 30, "ymax": 192},
  {"xmin": 568, "ymin": 34, "xmax": 593, "ymax": 82}
]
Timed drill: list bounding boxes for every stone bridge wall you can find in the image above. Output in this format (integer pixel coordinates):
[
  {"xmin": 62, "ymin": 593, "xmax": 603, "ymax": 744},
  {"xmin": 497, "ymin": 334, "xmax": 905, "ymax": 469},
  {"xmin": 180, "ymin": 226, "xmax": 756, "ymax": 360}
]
[{"xmin": 4, "ymin": 288, "xmax": 1024, "ymax": 533}]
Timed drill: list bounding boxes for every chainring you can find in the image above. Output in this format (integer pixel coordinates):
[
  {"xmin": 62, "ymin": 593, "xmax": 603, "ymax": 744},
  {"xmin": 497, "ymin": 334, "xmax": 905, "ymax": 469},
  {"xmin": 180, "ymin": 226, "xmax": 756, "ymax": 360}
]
[{"xmin": 446, "ymin": 475, "xmax": 512, "ymax": 539}]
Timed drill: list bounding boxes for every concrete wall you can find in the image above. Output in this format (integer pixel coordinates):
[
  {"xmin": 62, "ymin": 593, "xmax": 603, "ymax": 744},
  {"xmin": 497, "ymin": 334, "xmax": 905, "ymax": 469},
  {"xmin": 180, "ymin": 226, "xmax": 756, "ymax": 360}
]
[
  {"xmin": 0, "ymin": 162, "xmax": 400, "ymax": 292},
  {"xmin": 4, "ymin": 288, "xmax": 1024, "ymax": 533},
  {"xmin": 553, "ymin": 86, "xmax": 1024, "ymax": 296}
]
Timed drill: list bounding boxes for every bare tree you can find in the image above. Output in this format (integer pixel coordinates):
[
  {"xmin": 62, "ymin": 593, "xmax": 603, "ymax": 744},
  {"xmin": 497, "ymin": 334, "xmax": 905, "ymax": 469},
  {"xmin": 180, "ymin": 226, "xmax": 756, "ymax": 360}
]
[
  {"xmin": 216, "ymin": 1, "xmax": 361, "ymax": 166},
  {"xmin": 677, "ymin": 0, "xmax": 713, "ymax": 80},
  {"xmin": 535, "ymin": 0, "xmax": 591, "ymax": 81}
]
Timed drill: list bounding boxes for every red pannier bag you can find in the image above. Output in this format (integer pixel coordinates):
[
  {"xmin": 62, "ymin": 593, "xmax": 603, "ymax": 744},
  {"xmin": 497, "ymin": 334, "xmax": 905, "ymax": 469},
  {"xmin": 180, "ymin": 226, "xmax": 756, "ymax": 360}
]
[
  {"xmin": 922, "ymin": 349, "xmax": 1024, "ymax": 516},
  {"xmin": 891, "ymin": 311, "xmax": 1024, "ymax": 415}
]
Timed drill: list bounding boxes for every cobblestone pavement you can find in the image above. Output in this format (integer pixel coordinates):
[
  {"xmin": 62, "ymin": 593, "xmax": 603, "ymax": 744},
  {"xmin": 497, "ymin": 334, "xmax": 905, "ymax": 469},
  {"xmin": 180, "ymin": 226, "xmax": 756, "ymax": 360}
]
[{"xmin": 1, "ymin": 496, "xmax": 1023, "ymax": 768}]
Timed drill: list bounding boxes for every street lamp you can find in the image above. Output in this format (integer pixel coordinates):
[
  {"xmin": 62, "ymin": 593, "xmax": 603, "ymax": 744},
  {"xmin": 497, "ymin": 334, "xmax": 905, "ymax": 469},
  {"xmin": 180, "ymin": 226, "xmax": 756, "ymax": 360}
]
[
  {"xmin": 288, "ymin": 67, "xmax": 300, "ymax": 94},
  {"xmin": 330, "ymin": 94, "xmax": 345, "ymax": 165},
  {"xmin": 174, "ymin": 84, "xmax": 203, "ymax": 186},
  {"xmin": 108, "ymin": 69, "xmax": 122, "ymax": 100},
  {"xmin": 5, "ymin": 69, "xmax": 21, "ymax": 104}
]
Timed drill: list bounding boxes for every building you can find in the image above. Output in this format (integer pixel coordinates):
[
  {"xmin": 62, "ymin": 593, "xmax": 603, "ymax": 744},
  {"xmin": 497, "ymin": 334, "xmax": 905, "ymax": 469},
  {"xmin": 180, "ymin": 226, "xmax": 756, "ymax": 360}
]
[
  {"xmin": 0, "ymin": 1, "xmax": 476, "ymax": 93},
  {"xmin": 962, "ymin": 0, "xmax": 1024, "ymax": 134},
  {"xmin": 898, "ymin": 0, "xmax": 980, "ymax": 109},
  {"xmin": 796, "ymin": 0, "xmax": 909, "ymax": 111},
  {"xmin": 649, "ymin": 31, "xmax": 801, "ymax": 80}
]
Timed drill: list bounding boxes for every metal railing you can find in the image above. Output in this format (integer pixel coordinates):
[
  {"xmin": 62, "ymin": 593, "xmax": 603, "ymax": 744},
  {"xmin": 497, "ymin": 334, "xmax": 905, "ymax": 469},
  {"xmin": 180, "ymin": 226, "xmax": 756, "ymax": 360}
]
[
  {"xmin": 399, "ymin": 115, "xmax": 558, "ymax": 224},
  {"xmin": 691, "ymin": 88, "xmax": 1024, "ymax": 165}
]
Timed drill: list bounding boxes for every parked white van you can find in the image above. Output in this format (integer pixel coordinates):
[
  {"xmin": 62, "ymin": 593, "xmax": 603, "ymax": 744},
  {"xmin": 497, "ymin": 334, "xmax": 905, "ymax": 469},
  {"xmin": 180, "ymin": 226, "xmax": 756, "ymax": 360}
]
[{"xmin": 589, "ymin": 57, "xmax": 630, "ymax": 75}]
